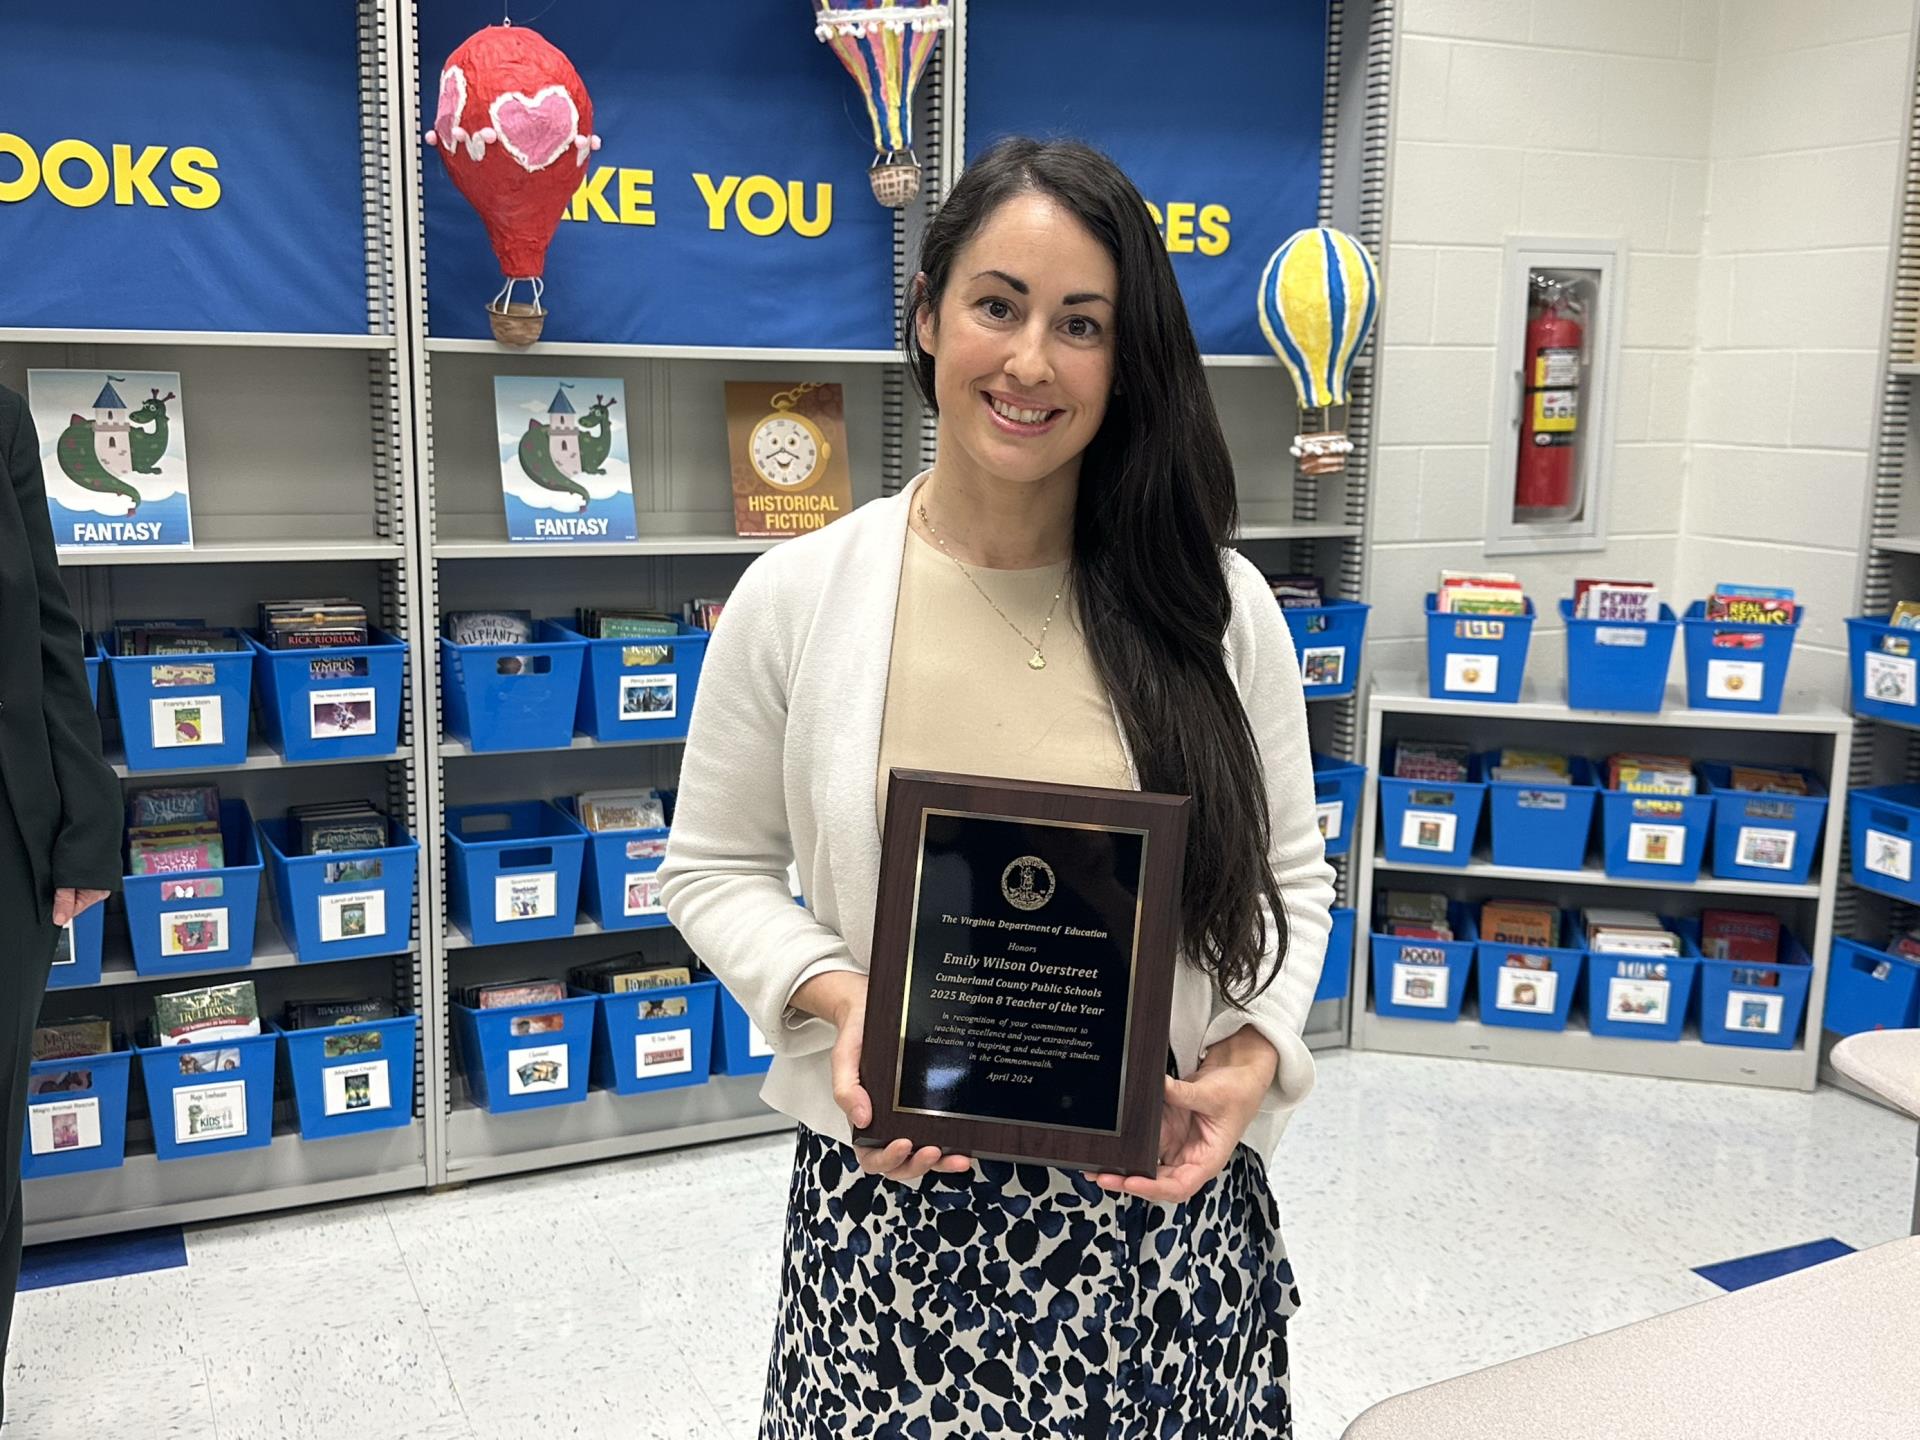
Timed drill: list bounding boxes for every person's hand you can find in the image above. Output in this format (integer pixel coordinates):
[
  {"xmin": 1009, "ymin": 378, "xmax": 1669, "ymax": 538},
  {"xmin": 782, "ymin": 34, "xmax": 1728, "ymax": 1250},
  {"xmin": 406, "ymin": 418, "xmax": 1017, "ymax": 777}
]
[
  {"xmin": 792, "ymin": 970, "xmax": 973, "ymax": 1183},
  {"xmin": 1088, "ymin": 1027, "xmax": 1278, "ymax": 1203},
  {"xmin": 51, "ymin": 888, "xmax": 110, "ymax": 928}
]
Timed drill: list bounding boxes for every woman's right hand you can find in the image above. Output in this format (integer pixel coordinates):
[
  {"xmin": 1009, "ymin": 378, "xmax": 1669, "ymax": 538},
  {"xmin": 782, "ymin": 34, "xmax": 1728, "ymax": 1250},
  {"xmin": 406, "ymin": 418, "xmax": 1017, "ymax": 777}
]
[{"xmin": 792, "ymin": 970, "xmax": 973, "ymax": 1183}]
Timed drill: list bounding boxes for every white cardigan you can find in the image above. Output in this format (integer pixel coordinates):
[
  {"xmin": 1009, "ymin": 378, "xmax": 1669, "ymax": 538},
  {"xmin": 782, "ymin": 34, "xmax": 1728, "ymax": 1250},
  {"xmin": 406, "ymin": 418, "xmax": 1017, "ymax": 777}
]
[{"xmin": 658, "ymin": 473, "xmax": 1335, "ymax": 1163}]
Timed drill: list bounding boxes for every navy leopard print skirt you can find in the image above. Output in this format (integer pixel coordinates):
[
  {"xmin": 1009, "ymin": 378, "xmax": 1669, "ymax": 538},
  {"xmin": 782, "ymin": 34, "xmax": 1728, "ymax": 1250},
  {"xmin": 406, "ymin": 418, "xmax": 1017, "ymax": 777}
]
[{"xmin": 761, "ymin": 1125, "xmax": 1299, "ymax": 1438}]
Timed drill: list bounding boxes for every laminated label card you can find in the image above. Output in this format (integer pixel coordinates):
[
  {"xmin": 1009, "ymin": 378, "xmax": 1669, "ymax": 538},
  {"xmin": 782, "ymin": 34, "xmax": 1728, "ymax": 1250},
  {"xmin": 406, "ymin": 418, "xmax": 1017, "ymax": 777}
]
[
  {"xmin": 1400, "ymin": 809, "xmax": 1457, "ymax": 853},
  {"xmin": 161, "ymin": 908, "xmax": 229, "ymax": 957},
  {"xmin": 1627, "ymin": 823, "xmax": 1687, "ymax": 866},
  {"xmin": 1735, "ymin": 827, "xmax": 1795, "ymax": 871},
  {"xmin": 323, "ymin": 1059, "xmax": 391, "ymax": 1115},
  {"xmin": 174, "ymin": 1082, "xmax": 247, "ymax": 1142},
  {"xmin": 748, "ymin": 1017, "xmax": 775, "ymax": 1060},
  {"xmin": 494, "ymin": 376, "xmax": 635, "ymax": 542},
  {"xmin": 618, "ymin": 672, "xmax": 677, "ymax": 721},
  {"xmin": 1607, "ymin": 977, "xmax": 1671, "ymax": 1024},
  {"xmin": 1316, "ymin": 801, "xmax": 1344, "ymax": 846},
  {"xmin": 1727, "ymin": 991, "xmax": 1784, "ymax": 1035},
  {"xmin": 309, "ymin": 687, "xmax": 377, "ymax": 739},
  {"xmin": 507, "ymin": 1043, "xmax": 569, "ymax": 1095},
  {"xmin": 1866, "ymin": 830, "xmax": 1912, "ymax": 882},
  {"xmin": 1706, "ymin": 658, "xmax": 1764, "ymax": 702},
  {"xmin": 636, "ymin": 1028, "xmax": 694, "ymax": 1077},
  {"xmin": 1865, "ymin": 651, "xmax": 1917, "ymax": 706},
  {"xmin": 1443, "ymin": 652, "xmax": 1499, "ymax": 694},
  {"xmin": 1496, "ymin": 967, "xmax": 1558, "ymax": 1013},
  {"xmin": 320, "ymin": 891, "xmax": 385, "ymax": 942},
  {"xmin": 1301, "ymin": 646, "xmax": 1345, "ymax": 687},
  {"xmin": 623, "ymin": 872, "xmax": 664, "ymax": 917},
  {"xmin": 496, "ymin": 872, "xmax": 557, "ymax": 923},
  {"xmin": 30, "ymin": 368, "xmax": 193, "ymax": 551},
  {"xmin": 150, "ymin": 695, "xmax": 223, "ymax": 749},
  {"xmin": 1392, "ymin": 961, "xmax": 1450, "ymax": 1008},
  {"xmin": 29, "ymin": 1096, "xmax": 101, "ymax": 1154}
]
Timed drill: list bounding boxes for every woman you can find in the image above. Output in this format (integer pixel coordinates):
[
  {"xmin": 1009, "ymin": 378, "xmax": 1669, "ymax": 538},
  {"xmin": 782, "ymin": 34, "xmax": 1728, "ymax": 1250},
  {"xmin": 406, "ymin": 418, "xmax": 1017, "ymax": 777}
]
[
  {"xmin": 0, "ymin": 383, "xmax": 121, "ymax": 1426},
  {"xmin": 659, "ymin": 138, "xmax": 1334, "ymax": 1438}
]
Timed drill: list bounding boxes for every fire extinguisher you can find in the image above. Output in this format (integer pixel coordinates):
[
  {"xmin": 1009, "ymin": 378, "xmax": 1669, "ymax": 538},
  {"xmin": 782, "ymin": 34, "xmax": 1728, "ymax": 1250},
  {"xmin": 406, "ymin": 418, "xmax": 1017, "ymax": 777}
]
[{"xmin": 1515, "ymin": 279, "xmax": 1583, "ymax": 519}]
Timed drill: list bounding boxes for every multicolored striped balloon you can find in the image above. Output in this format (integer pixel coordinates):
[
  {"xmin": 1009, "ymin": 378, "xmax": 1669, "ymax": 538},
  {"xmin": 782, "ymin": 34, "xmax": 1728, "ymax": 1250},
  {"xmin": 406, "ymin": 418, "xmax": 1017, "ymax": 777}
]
[
  {"xmin": 1257, "ymin": 227, "xmax": 1379, "ymax": 411},
  {"xmin": 813, "ymin": 2, "xmax": 950, "ymax": 207}
]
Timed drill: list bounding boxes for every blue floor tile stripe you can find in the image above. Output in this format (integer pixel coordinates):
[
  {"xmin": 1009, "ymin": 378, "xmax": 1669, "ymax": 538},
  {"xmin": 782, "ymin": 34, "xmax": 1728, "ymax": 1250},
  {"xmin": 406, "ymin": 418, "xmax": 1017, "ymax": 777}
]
[
  {"xmin": 1693, "ymin": 1237, "xmax": 1855, "ymax": 1292},
  {"xmin": 17, "ymin": 1227, "xmax": 187, "ymax": 1291}
]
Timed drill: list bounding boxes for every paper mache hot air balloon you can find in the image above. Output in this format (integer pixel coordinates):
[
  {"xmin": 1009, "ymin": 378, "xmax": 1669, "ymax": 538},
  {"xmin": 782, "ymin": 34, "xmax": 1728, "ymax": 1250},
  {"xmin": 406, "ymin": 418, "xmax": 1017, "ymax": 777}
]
[
  {"xmin": 424, "ymin": 24, "xmax": 601, "ymax": 346},
  {"xmin": 813, "ymin": 1, "xmax": 950, "ymax": 207},
  {"xmin": 1258, "ymin": 227, "xmax": 1380, "ymax": 476}
]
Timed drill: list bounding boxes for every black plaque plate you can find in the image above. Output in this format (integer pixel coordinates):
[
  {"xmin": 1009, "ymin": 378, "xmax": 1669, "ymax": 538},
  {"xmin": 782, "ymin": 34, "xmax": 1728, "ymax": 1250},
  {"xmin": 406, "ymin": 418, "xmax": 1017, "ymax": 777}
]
[{"xmin": 857, "ymin": 771, "xmax": 1189, "ymax": 1174}]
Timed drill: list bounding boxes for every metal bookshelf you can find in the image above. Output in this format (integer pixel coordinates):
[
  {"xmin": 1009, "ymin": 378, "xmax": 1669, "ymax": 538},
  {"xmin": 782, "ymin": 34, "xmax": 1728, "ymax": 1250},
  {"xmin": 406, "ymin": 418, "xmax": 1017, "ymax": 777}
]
[
  {"xmin": 1347, "ymin": 673, "xmax": 1854, "ymax": 1091},
  {"xmin": 17, "ymin": 1, "xmax": 436, "ymax": 1245}
]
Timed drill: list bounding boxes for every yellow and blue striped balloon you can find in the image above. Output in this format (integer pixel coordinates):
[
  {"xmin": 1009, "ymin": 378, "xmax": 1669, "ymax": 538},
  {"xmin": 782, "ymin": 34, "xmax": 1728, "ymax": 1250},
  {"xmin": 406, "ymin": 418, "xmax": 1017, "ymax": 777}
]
[{"xmin": 1258, "ymin": 227, "xmax": 1379, "ymax": 411}]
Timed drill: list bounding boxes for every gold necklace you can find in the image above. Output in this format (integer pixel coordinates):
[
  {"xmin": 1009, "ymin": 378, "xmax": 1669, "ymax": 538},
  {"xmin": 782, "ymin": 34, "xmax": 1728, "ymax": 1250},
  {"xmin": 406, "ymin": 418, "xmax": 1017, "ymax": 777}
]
[{"xmin": 917, "ymin": 502, "xmax": 1065, "ymax": 670}]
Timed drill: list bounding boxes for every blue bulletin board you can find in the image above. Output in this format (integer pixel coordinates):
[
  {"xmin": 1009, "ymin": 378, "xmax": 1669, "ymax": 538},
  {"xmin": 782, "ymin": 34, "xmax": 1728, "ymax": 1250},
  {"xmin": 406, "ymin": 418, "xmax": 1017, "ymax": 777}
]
[
  {"xmin": 0, "ymin": 2, "xmax": 370, "ymax": 335},
  {"xmin": 419, "ymin": 0, "xmax": 899, "ymax": 351},
  {"xmin": 964, "ymin": 0, "xmax": 1328, "ymax": 356}
]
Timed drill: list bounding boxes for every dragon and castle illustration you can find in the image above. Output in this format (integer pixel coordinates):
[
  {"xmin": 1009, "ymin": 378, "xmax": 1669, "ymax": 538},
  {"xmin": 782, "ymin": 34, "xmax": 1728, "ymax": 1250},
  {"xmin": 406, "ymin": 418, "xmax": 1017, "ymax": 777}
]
[
  {"xmin": 54, "ymin": 378, "xmax": 176, "ymax": 514},
  {"xmin": 515, "ymin": 382, "xmax": 617, "ymax": 507}
]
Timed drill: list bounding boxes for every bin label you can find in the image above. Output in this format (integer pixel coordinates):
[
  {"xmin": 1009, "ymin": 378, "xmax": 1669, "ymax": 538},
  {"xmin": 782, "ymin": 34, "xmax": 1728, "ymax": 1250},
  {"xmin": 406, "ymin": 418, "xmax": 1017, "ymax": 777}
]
[
  {"xmin": 495, "ymin": 872, "xmax": 557, "ymax": 923},
  {"xmin": 1516, "ymin": 790, "xmax": 1566, "ymax": 811},
  {"xmin": 507, "ymin": 1043, "xmax": 570, "ymax": 1095},
  {"xmin": 150, "ymin": 694, "xmax": 224, "ymax": 748},
  {"xmin": 1301, "ymin": 646, "xmax": 1345, "ymax": 687},
  {"xmin": 160, "ymin": 907, "xmax": 229, "ymax": 957},
  {"xmin": 1392, "ymin": 962, "xmax": 1450, "ymax": 1008},
  {"xmin": 748, "ymin": 1018, "xmax": 775, "ymax": 1059},
  {"xmin": 1734, "ymin": 827, "xmax": 1795, "ymax": 872},
  {"xmin": 320, "ymin": 889, "xmax": 386, "ymax": 942},
  {"xmin": 636, "ymin": 1027, "xmax": 695, "ymax": 1078},
  {"xmin": 52, "ymin": 924, "xmax": 75, "ymax": 968},
  {"xmin": 1316, "ymin": 800, "xmax": 1344, "ymax": 845},
  {"xmin": 1864, "ymin": 651, "xmax": 1917, "ymax": 707},
  {"xmin": 1725, "ymin": 990, "xmax": 1784, "ymax": 1036},
  {"xmin": 1594, "ymin": 627, "xmax": 1647, "ymax": 648},
  {"xmin": 1606, "ymin": 976, "xmax": 1671, "ymax": 1024},
  {"xmin": 1496, "ymin": 966, "xmax": 1558, "ymax": 1013},
  {"xmin": 1705, "ymin": 658, "xmax": 1764, "ymax": 702},
  {"xmin": 623, "ymin": 871, "xmax": 666, "ymax": 918},
  {"xmin": 618, "ymin": 671, "xmax": 678, "ymax": 721},
  {"xmin": 323, "ymin": 1059, "xmax": 392, "ymax": 1116},
  {"xmin": 1443, "ymin": 652, "xmax": 1500, "ymax": 693},
  {"xmin": 28, "ymin": 1095, "xmax": 101, "ymax": 1155},
  {"xmin": 174, "ymin": 1082, "xmax": 247, "ymax": 1142},
  {"xmin": 1865, "ymin": 829, "xmax": 1912, "ymax": 882},
  {"xmin": 309, "ymin": 686, "xmax": 377, "ymax": 740},
  {"xmin": 1400, "ymin": 809, "xmax": 1457, "ymax": 853},
  {"xmin": 1627, "ymin": 823, "xmax": 1687, "ymax": 866}
]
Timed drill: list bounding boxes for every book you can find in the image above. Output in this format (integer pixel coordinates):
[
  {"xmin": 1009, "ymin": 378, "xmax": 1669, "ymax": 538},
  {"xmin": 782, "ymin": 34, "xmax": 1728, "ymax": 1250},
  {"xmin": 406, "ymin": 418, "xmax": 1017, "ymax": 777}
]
[
  {"xmin": 464, "ymin": 979, "xmax": 567, "ymax": 1009},
  {"xmin": 443, "ymin": 610, "xmax": 535, "ymax": 646},
  {"xmin": 288, "ymin": 800, "xmax": 389, "ymax": 856},
  {"xmin": 127, "ymin": 785, "xmax": 221, "ymax": 830},
  {"xmin": 29, "ymin": 369, "xmax": 194, "ymax": 551},
  {"xmin": 31, "ymin": 1019, "xmax": 113, "ymax": 1061},
  {"xmin": 1705, "ymin": 584, "xmax": 1797, "ymax": 626},
  {"xmin": 494, "ymin": 376, "xmax": 635, "ymax": 542},
  {"xmin": 259, "ymin": 597, "xmax": 370, "ymax": 649},
  {"xmin": 1573, "ymin": 578, "xmax": 1658, "ymax": 622},
  {"xmin": 285, "ymin": 997, "xmax": 398, "ymax": 1029},
  {"xmin": 568, "ymin": 954, "xmax": 695, "ymax": 994},
  {"xmin": 575, "ymin": 788, "xmax": 668, "ymax": 833},
  {"xmin": 1480, "ymin": 900, "xmax": 1558, "ymax": 947},
  {"xmin": 1490, "ymin": 748, "xmax": 1570, "ymax": 784},
  {"xmin": 1699, "ymin": 910, "xmax": 1781, "ymax": 964},
  {"xmin": 1725, "ymin": 765, "xmax": 1809, "ymax": 796},
  {"xmin": 1583, "ymin": 907, "xmax": 1680, "ymax": 956},
  {"xmin": 1265, "ymin": 574, "xmax": 1325, "ymax": 609},
  {"xmin": 1393, "ymin": 741, "xmax": 1471, "ymax": 782},
  {"xmin": 1437, "ymin": 570, "xmax": 1526, "ymax": 616},
  {"xmin": 684, "ymin": 597, "xmax": 726, "ymax": 631},
  {"xmin": 1891, "ymin": 599, "xmax": 1920, "ymax": 630},
  {"xmin": 726, "ymin": 382, "xmax": 855, "ymax": 539},
  {"xmin": 1606, "ymin": 752, "xmax": 1696, "ymax": 795},
  {"xmin": 153, "ymin": 981, "xmax": 261, "ymax": 1046}
]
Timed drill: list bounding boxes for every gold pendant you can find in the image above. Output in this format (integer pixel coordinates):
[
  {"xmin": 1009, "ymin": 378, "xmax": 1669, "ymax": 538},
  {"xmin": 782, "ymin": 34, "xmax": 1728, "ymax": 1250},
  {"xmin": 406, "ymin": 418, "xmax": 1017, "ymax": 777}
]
[{"xmin": 1029, "ymin": 652, "xmax": 1046, "ymax": 670}]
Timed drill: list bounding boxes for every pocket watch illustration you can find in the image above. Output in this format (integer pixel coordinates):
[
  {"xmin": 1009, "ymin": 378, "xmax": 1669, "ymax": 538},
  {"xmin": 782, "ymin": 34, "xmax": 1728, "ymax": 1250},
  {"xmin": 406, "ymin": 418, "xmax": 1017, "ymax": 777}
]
[{"xmin": 750, "ymin": 383, "xmax": 832, "ymax": 490}]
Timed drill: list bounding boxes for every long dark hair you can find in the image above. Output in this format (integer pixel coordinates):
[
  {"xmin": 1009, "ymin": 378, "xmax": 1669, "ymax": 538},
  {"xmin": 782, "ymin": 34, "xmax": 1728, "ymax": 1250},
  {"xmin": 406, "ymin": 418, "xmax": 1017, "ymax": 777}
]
[{"xmin": 904, "ymin": 137, "xmax": 1287, "ymax": 1005}]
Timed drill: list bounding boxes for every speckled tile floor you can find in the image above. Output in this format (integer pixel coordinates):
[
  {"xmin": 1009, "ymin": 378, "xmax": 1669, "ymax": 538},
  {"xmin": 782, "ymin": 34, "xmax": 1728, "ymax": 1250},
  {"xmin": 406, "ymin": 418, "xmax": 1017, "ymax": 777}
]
[{"xmin": 6, "ymin": 1050, "xmax": 1915, "ymax": 1439}]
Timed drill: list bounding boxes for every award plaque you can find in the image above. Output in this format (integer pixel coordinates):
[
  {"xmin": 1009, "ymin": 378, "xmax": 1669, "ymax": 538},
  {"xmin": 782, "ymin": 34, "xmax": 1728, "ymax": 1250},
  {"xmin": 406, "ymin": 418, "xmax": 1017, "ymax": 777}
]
[{"xmin": 856, "ymin": 770, "xmax": 1190, "ymax": 1175}]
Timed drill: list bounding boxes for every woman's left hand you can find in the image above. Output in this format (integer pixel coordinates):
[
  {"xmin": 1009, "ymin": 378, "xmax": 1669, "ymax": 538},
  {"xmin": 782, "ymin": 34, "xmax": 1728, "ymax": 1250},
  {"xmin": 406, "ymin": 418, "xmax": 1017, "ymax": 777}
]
[{"xmin": 1087, "ymin": 1028, "xmax": 1278, "ymax": 1204}]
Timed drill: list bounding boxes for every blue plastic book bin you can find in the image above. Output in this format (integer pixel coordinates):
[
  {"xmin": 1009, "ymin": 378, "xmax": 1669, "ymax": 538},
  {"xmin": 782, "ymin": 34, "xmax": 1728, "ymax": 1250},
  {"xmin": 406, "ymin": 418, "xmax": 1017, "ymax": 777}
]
[
  {"xmin": 47, "ymin": 901, "xmax": 105, "ymax": 990},
  {"xmin": 275, "ymin": 1016, "xmax": 418, "ymax": 1141},
  {"xmin": 1379, "ymin": 750, "xmax": 1487, "ymax": 868},
  {"xmin": 1316, "ymin": 907, "xmax": 1357, "ymax": 1003},
  {"xmin": 84, "ymin": 634, "xmax": 101, "ymax": 708},
  {"xmin": 453, "ymin": 994, "xmax": 597, "ymax": 1113},
  {"xmin": 1371, "ymin": 904, "xmax": 1477, "ymax": 1022},
  {"xmin": 445, "ymin": 801, "xmax": 588, "ymax": 946},
  {"xmin": 1282, "ymin": 600, "xmax": 1370, "ymax": 699},
  {"xmin": 1848, "ymin": 785, "xmax": 1920, "ymax": 904},
  {"xmin": 712, "ymin": 986, "xmax": 774, "ymax": 1076},
  {"xmin": 259, "ymin": 819, "xmax": 419, "ymax": 964},
  {"xmin": 556, "ymin": 794, "xmax": 674, "ymax": 932},
  {"xmin": 21, "ymin": 1048, "xmax": 132, "ymax": 1180},
  {"xmin": 587, "ymin": 978, "xmax": 719, "ymax": 1096},
  {"xmin": 1825, "ymin": 938, "xmax": 1920, "ymax": 1035},
  {"xmin": 1585, "ymin": 925, "xmax": 1699, "ymax": 1042},
  {"xmin": 103, "ymin": 628, "xmax": 254, "ymax": 770},
  {"xmin": 1681, "ymin": 601, "xmax": 1802, "ymax": 714},
  {"xmin": 1599, "ymin": 784, "xmax": 1712, "ymax": 884},
  {"xmin": 1312, "ymin": 754, "xmax": 1367, "ymax": 858},
  {"xmin": 1475, "ymin": 910, "xmax": 1584, "ymax": 1032},
  {"xmin": 1482, "ymin": 754, "xmax": 1598, "ymax": 871},
  {"xmin": 1690, "ymin": 925, "xmax": 1812, "ymax": 1051},
  {"xmin": 1560, "ymin": 598, "xmax": 1677, "ymax": 713},
  {"xmin": 1425, "ymin": 595, "xmax": 1534, "ymax": 703},
  {"xmin": 1698, "ymin": 764, "xmax": 1828, "ymax": 887},
  {"xmin": 1846, "ymin": 615, "xmax": 1920, "ymax": 723},
  {"xmin": 249, "ymin": 628, "xmax": 408, "ymax": 762},
  {"xmin": 124, "ymin": 799, "xmax": 264, "ymax": 978},
  {"xmin": 137, "ymin": 1033, "xmax": 278, "ymax": 1161},
  {"xmin": 439, "ymin": 620, "xmax": 588, "ymax": 752},
  {"xmin": 548, "ymin": 618, "xmax": 711, "ymax": 744}
]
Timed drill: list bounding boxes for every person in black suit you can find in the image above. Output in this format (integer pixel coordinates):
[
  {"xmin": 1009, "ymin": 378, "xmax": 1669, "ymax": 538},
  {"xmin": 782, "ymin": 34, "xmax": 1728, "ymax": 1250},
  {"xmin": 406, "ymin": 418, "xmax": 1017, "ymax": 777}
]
[{"xmin": 0, "ymin": 384, "xmax": 121, "ymax": 1420}]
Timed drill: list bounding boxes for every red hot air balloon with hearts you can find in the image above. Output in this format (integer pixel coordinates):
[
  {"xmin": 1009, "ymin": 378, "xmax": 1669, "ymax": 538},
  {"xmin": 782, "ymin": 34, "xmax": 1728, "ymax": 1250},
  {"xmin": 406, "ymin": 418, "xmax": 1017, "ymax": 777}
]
[{"xmin": 423, "ymin": 24, "xmax": 601, "ymax": 345}]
